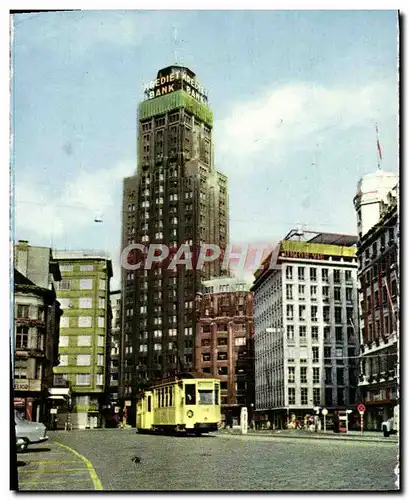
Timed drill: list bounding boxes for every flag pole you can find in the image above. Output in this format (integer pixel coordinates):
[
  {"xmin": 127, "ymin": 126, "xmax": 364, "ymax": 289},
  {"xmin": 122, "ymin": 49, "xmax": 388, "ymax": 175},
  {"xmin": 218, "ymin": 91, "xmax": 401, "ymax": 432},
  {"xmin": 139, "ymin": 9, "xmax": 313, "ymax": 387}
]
[{"xmin": 376, "ymin": 123, "xmax": 383, "ymax": 170}]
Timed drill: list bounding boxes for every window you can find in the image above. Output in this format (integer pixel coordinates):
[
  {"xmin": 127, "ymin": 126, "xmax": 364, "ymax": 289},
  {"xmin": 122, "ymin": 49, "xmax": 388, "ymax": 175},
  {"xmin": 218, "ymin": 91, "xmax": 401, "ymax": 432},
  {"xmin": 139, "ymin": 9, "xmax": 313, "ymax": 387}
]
[
  {"xmin": 312, "ymin": 347, "xmax": 319, "ymax": 363},
  {"xmin": 311, "ymin": 326, "xmax": 319, "ymax": 341},
  {"xmin": 77, "ymin": 354, "xmax": 91, "ymax": 366},
  {"xmin": 325, "ymin": 367, "xmax": 332, "ymax": 384},
  {"xmin": 311, "ymin": 305, "xmax": 318, "ymax": 322},
  {"xmin": 76, "ymin": 374, "xmax": 90, "ymax": 386},
  {"xmin": 333, "ymin": 270, "xmax": 341, "ymax": 284},
  {"xmin": 235, "ymin": 337, "xmax": 246, "ymax": 346},
  {"xmin": 313, "ymin": 367, "xmax": 320, "ymax": 384},
  {"xmin": 313, "ymin": 388, "xmax": 321, "ymax": 406},
  {"xmin": 80, "ymin": 279, "xmax": 93, "ymax": 290},
  {"xmin": 78, "ymin": 316, "xmax": 92, "ymax": 328},
  {"xmin": 334, "ymin": 307, "xmax": 342, "ymax": 324},
  {"xmin": 140, "ymin": 344, "xmax": 148, "ymax": 353},
  {"xmin": 80, "ymin": 265, "xmax": 94, "ymax": 271},
  {"xmin": 337, "ymin": 388, "xmax": 344, "ymax": 406},
  {"xmin": 288, "ymin": 367, "xmax": 295, "ymax": 383},
  {"xmin": 60, "ymin": 316, "xmax": 70, "ymax": 328},
  {"xmin": 199, "ymin": 390, "xmax": 214, "ymax": 405},
  {"xmin": 57, "ymin": 279, "xmax": 72, "ymax": 290},
  {"xmin": 60, "ymin": 265, "xmax": 73, "ymax": 272},
  {"xmin": 337, "ymin": 368, "xmax": 345, "ymax": 385},
  {"xmin": 300, "ymin": 367, "xmax": 307, "ymax": 384},
  {"xmin": 98, "ymin": 298, "xmax": 105, "ymax": 309},
  {"xmin": 154, "ymin": 344, "xmax": 162, "ymax": 351},
  {"xmin": 59, "ymin": 336, "xmax": 69, "ymax": 347},
  {"xmin": 202, "ymin": 353, "xmax": 211, "ymax": 362},
  {"xmin": 218, "ymin": 366, "xmax": 228, "ymax": 376},
  {"xmin": 97, "ymin": 336, "xmax": 104, "ymax": 347},
  {"xmin": 335, "ymin": 327, "xmax": 343, "ymax": 343},
  {"xmin": 98, "ymin": 317, "xmax": 105, "ymax": 328},
  {"xmin": 77, "ymin": 336, "xmax": 92, "ymax": 347},
  {"xmin": 322, "ymin": 269, "xmax": 329, "ymax": 282},
  {"xmin": 322, "ymin": 286, "xmax": 329, "ymax": 299},
  {"xmin": 287, "ymin": 325, "xmax": 294, "ymax": 341},
  {"xmin": 185, "ymin": 384, "xmax": 196, "ymax": 405},
  {"xmin": 333, "ymin": 287, "xmax": 341, "ymax": 302},
  {"xmin": 298, "ymin": 285, "xmax": 305, "ymax": 299},
  {"xmin": 17, "ymin": 305, "xmax": 30, "ymax": 318},
  {"xmin": 99, "ymin": 279, "xmax": 106, "ymax": 291},
  {"xmin": 97, "ymin": 354, "xmax": 104, "ymax": 366},
  {"xmin": 184, "ymin": 327, "xmax": 193, "ymax": 336},
  {"xmin": 79, "ymin": 297, "xmax": 92, "ymax": 309},
  {"xmin": 286, "ymin": 266, "xmax": 293, "ymax": 279},
  {"xmin": 298, "ymin": 267, "xmax": 305, "ymax": 281},
  {"xmin": 59, "ymin": 355, "xmax": 68, "ymax": 366},
  {"xmin": 299, "ymin": 305, "xmax": 306, "ymax": 321},
  {"xmin": 286, "ymin": 284, "xmax": 293, "ymax": 300},
  {"xmin": 310, "ymin": 268, "xmax": 317, "ymax": 282},
  {"xmin": 299, "ymin": 326, "xmax": 306, "ymax": 339},
  {"xmin": 325, "ymin": 388, "xmax": 332, "ymax": 406},
  {"xmin": 288, "ymin": 387, "xmax": 295, "ymax": 405},
  {"xmin": 310, "ymin": 285, "xmax": 317, "ymax": 300},
  {"xmin": 96, "ymin": 374, "xmax": 103, "ymax": 386},
  {"xmin": 286, "ymin": 305, "xmax": 293, "ymax": 320},
  {"xmin": 301, "ymin": 388, "xmax": 308, "ymax": 405},
  {"xmin": 217, "ymin": 352, "xmax": 228, "ymax": 361}
]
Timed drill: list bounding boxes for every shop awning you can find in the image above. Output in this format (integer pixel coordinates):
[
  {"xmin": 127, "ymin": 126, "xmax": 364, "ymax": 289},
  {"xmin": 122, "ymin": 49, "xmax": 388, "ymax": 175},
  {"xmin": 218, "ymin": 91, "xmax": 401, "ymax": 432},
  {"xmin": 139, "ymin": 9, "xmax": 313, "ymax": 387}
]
[{"xmin": 48, "ymin": 395, "xmax": 66, "ymax": 400}]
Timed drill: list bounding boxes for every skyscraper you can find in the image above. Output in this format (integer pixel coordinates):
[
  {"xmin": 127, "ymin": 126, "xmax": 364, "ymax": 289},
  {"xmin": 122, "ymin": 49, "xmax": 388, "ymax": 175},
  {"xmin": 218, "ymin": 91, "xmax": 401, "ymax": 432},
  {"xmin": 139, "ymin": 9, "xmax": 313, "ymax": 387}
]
[{"xmin": 121, "ymin": 66, "xmax": 229, "ymax": 414}]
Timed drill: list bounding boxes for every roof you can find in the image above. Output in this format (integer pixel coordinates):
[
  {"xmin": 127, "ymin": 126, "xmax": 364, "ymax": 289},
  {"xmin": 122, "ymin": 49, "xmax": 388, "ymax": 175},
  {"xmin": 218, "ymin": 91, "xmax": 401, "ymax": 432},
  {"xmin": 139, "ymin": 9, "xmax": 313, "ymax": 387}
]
[{"xmin": 306, "ymin": 232, "xmax": 358, "ymax": 247}]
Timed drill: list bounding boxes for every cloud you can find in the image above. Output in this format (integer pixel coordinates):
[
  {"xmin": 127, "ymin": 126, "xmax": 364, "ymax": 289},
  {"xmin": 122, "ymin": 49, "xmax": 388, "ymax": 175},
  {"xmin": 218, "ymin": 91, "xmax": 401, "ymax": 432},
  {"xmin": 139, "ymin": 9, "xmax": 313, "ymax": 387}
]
[
  {"xmin": 214, "ymin": 78, "xmax": 397, "ymax": 176},
  {"xmin": 14, "ymin": 160, "xmax": 134, "ymax": 241}
]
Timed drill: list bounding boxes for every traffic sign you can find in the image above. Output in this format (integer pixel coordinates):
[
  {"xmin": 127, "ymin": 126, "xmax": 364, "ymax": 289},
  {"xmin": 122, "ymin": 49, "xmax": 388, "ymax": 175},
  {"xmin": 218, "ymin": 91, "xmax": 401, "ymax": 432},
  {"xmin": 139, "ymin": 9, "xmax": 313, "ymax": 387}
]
[
  {"xmin": 322, "ymin": 408, "xmax": 328, "ymax": 416},
  {"xmin": 357, "ymin": 403, "xmax": 366, "ymax": 413}
]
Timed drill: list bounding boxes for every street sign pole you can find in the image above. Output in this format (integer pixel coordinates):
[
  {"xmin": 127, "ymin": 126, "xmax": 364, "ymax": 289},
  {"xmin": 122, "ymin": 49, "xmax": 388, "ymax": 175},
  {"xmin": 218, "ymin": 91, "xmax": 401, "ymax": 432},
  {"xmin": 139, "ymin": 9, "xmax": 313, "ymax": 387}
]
[
  {"xmin": 322, "ymin": 408, "xmax": 328, "ymax": 433},
  {"xmin": 360, "ymin": 411, "xmax": 364, "ymax": 436},
  {"xmin": 241, "ymin": 407, "xmax": 248, "ymax": 435}
]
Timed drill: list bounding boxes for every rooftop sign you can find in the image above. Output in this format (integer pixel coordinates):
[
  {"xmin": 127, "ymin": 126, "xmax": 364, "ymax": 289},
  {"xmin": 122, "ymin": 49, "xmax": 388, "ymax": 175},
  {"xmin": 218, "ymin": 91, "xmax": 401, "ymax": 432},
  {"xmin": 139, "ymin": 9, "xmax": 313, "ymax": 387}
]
[{"xmin": 143, "ymin": 68, "xmax": 208, "ymax": 106}]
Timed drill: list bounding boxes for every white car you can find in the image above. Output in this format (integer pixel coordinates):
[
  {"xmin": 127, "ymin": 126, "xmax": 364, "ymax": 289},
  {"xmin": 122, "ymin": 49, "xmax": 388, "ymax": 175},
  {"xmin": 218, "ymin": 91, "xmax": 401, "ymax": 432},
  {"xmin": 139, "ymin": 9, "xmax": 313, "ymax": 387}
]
[
  {"xmin": 15, "ymin": 411, "xmax": 48, "ymax": 452},
  {"xmin": 382, "ymin": 417, "xmax": 397, "ymax": 437}
]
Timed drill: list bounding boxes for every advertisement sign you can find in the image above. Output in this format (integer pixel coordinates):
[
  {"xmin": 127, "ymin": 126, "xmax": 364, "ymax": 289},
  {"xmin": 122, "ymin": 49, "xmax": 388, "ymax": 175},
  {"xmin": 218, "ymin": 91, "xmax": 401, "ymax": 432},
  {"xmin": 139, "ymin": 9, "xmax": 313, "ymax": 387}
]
[{"xmin": 143, "ymin": 68, "xmax": 208, "ymax": 106}]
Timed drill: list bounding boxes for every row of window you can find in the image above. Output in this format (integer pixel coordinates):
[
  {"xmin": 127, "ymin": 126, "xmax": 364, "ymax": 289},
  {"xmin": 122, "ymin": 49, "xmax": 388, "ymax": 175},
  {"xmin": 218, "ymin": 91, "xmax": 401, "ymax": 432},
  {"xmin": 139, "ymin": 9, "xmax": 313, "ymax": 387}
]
[
  {"xmin": 285, "ymin": 266, "xmax": 353, "ymax": 283},
  {"xmin": 59, "ymin": 335, "xmax": 104, "ymax": 347},
  {"xmin": 60, "ymin": 316, "xmax": 105, "ymax": 328},
  {"xmin": 285, "ymin": 304, "xmax": 354, "ymax": 323},
  {"xmin": 59, "ymin": 354, "xmax": 104, "ymax": 366},
  {"xmin": 55, "ymin": 278, "xmax": 106, "ymax": 291},
  {"xmin": 58, "ymin": 297, "xmax": 106, "ymax": 310},
  {"xmin": 59, "ymin": 264, "xmax": 94, "ymax": 273},
  {"xmin": 285, "ymin": 284, "xmax": 354, "ymax": 301},
  {"xmin": 287, "ymin": 387, "xmax": 321, "ymax": 406}
]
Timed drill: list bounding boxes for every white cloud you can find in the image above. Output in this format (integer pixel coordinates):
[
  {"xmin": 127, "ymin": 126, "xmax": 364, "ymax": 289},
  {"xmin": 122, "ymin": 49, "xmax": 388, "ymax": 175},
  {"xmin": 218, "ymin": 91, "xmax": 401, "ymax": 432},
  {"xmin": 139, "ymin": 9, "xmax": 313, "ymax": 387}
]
[
  {"xmin": 214, "ymin": 78, "xmax": 397, "ymax": 175},
  {"xmin": 14, "ymin": 160, "xmax": 134, "ymax": 241}
]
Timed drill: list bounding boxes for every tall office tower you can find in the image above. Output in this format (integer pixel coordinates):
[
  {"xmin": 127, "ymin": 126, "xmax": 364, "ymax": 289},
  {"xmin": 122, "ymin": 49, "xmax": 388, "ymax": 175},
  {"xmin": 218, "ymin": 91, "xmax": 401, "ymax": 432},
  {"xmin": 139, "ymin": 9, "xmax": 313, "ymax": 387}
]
[{"xmin": 121, "ymin": 66, "xmax": 229, "ymax": 417}]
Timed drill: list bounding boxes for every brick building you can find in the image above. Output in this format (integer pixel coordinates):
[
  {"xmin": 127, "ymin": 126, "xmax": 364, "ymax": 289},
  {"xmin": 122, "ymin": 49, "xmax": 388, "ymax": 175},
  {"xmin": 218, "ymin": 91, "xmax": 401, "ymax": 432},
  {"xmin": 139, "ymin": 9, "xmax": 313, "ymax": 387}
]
[{"xmin": 195, "ymin": 277, "xmax": 254, "ymax": 424}]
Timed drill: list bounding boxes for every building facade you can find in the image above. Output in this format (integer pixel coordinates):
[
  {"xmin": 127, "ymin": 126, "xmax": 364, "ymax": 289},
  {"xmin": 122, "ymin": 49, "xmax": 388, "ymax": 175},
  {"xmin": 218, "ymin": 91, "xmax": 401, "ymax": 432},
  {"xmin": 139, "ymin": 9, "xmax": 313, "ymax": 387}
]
[
  {"xmin": 13, "ymin": 241, "xmax": 62, "ymax": 424},
  {"xmin": 109, "ymin": 290, "xmax": 121, "ymax": 419},
  {"xmin": 253, "ymin": 230, "xmax": 359, "ymax": 429},
  {"xmin": 52, "ymin": 251, "xmax": 113, "ymax": 429},
  {"xmin": 121, "ymin": 65, "xmax": 229, "ymax": 423},
  {"xmin": 354, "ymin": 177, "xmax": 399, "ymax": 430},
  {"xmin": 195, "ymin": 277, "xmax": 254, "ymax": 425}
]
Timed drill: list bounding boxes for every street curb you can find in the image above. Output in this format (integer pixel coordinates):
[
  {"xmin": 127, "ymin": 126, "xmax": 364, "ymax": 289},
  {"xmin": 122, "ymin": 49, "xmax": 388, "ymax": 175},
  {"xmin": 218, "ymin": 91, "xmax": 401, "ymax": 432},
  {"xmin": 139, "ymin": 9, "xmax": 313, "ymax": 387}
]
[{"xmin": 218, "ymin": 432, "xmax": 399, "ymax": 444}]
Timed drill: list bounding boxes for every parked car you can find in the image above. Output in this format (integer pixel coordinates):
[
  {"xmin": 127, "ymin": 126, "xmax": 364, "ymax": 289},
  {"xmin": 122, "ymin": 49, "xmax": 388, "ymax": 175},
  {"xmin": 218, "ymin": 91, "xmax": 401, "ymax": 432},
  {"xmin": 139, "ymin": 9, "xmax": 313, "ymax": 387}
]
[
  {"xmin": 382, "ymin": 417, "xmax": 397, "ymax": 437},
  {"xmin": 15, "ymin": 410, "xmax": 48, "ymax": 452}
]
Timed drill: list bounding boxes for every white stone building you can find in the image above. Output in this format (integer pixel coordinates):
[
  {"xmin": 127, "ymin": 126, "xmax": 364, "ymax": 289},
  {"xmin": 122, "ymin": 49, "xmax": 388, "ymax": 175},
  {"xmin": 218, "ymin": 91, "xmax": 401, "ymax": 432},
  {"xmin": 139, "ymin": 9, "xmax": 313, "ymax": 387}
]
[{"xmin": 252, "ymin": 230, "xmax": 359, "ymax": 429}]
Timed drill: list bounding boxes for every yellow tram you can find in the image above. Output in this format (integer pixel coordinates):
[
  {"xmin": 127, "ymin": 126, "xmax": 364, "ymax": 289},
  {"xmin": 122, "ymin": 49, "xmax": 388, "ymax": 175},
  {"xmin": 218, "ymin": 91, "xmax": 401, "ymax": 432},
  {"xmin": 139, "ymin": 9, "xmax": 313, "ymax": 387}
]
[{"xmin": 136, "ymin": 373, "xmax": 221, "ymax": 435}]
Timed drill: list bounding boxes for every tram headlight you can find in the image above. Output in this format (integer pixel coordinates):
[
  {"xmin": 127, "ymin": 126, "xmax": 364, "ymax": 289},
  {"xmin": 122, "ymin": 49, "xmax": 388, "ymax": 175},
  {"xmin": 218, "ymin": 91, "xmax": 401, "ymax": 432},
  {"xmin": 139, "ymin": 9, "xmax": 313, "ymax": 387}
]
[{"xmin": 187, "ymin": 410, "xmax": 194, "ymax": 418}]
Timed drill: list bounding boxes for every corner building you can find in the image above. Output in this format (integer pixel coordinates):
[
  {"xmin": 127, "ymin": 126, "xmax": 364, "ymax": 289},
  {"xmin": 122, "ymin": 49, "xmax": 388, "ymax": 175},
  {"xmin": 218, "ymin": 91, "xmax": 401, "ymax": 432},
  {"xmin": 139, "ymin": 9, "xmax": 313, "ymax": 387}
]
[
  {"xmin": 121, "ymin": 66, "xmax": 229, "ymax": 421},
  {"xmin": 253, "ymin": 230, "xmax": 359, "ymax": 429}
]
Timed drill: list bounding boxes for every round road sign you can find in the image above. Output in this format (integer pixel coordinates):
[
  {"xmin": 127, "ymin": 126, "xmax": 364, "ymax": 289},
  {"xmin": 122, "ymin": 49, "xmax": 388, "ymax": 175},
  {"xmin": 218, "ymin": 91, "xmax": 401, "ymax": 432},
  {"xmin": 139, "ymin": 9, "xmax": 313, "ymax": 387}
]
[
  {"xmin": 357, "ymin": 403, "xmax": 366, "ymax": 413},
  {"xmin": 322, "ymin": 408, "xmax": 328, "ymax": 416}
]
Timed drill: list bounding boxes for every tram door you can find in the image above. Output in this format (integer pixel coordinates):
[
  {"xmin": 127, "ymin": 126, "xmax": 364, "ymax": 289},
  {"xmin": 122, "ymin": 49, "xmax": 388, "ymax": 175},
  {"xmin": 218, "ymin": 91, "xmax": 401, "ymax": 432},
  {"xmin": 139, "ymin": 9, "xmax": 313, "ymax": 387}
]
[{"xmin": 142, "ymin": 393, "xmax": 153, "ymax": 429}]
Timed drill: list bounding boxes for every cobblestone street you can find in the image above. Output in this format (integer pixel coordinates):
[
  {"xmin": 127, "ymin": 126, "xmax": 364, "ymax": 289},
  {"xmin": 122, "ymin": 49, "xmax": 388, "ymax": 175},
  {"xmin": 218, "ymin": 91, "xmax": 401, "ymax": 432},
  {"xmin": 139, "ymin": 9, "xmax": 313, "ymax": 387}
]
[{"xmin": 16, "ymin": 429, "xmax": 399, "ymax": 491}]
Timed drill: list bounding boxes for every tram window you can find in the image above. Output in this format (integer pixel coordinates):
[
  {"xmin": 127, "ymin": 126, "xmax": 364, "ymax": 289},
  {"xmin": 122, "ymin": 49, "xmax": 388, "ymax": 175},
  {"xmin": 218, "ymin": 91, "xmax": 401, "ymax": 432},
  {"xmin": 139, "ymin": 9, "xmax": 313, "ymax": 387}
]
[
  {"xmin": 161, "ymin": 388, "xmax": 164, "ymax": 407},
  {"xmin": 165, "ymin": 387, "xmax": 169, "ymax": 407},
  {"xmin": 198, "ymin": 390, "xmax": 214, "ymax": 405},
  {"xmin": 148, "ymin": 395, "xmax": 152, "ymax": 412},
  {"xmin": 169, "ymin": 387, "xmax": 173, "ymax": 407},
  {"xmin": 215, "ymin": 386, "xmax": 219, "ymax": 405},
  {"xmin": 156, "ymin": 392, "xmax": 160, "ymax": 407},
  {"xmin": 185, "ymin": 384, "xmax": 196, "ymax": 405}
]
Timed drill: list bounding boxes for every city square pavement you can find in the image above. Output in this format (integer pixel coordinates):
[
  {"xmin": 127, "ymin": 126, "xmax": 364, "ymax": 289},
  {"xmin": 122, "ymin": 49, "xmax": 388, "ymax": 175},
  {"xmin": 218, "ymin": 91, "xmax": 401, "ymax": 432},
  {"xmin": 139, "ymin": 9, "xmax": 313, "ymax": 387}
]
[{"xmin": 15, "ymin": 428, "xmax": 399, "ymax": 492}]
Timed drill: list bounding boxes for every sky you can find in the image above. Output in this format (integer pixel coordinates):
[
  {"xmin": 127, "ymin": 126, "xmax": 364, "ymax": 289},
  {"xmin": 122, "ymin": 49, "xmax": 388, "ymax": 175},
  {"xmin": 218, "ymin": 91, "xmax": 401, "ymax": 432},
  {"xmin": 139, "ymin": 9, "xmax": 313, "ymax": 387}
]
[{"xmin": 11, "ymin": 9, "xmax": 399, "ymax": 289}]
